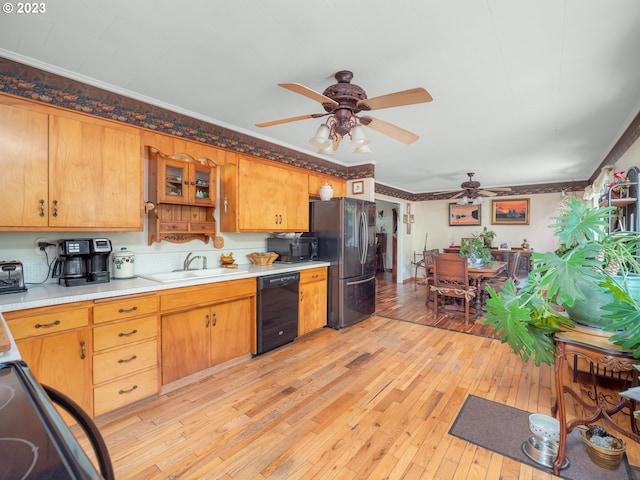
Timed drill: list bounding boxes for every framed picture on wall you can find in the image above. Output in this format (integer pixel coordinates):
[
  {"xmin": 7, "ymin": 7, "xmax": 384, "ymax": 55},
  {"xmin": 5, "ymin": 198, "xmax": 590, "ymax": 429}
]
[
  {"xmin": 449, "ymin": 203, "xmax": 481, "ymax": 226},
  {"xmin": 352, "ymin": 180, "xmax": 364, "ymax": 195},
  {"xmin": 491, "ymin": 198, "xmax": 530, "ymax": 225}
]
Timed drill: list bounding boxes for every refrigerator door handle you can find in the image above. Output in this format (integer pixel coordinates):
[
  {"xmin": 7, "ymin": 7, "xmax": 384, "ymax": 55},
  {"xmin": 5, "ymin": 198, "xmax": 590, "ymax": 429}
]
[
  {"xmin": 360, "ymin": 211, "xmax": 368, "ymax": 264},
  {"xmin": 346, "ymin": 276, "xmax": 375, "ymax": 286}
]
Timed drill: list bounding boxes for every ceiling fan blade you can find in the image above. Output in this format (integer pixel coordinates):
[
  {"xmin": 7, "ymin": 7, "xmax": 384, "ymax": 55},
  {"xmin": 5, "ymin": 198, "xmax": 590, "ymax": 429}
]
[
  {"xmin": 357, "ymin": 87, "xmax": 433, "ymax": 111},
  {"xmin": 255, "ymin": 113, "xmax": 318, "ymax": 128},
  {"xmin": 360, "ymin": 116, "xmax": 419, "ymax": 144},
  {"xmin": 477, "ymin": 190, "xmax": 498, "ymax": 197},
  {"xmin": 278, "ymin": 83, "xmax": 339, "ymax": 108}
]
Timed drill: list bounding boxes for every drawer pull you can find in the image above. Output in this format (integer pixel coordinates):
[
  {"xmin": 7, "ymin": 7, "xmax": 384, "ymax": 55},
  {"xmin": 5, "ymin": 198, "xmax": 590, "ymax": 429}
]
[
  {"xmin": 118, "ymin": 385, "xmax": 138, "ymax": 395},
  {"xmin": 118, "ymin": 355, "xmax": 138, "ymax": 364},
  {"xmin": 80, "ymin": 340, "xmax": 86, "ymax": 360},
  {"xmin": 35, "ymin": 320, "xmax": 61, "ymax": 329},
  {"xmin": 118, "ymin": 329, "xmax": 138, "ymax": 337},
  {"xmin": 118, "ymin": 306, "xmax": 138, "ymax": 314}
]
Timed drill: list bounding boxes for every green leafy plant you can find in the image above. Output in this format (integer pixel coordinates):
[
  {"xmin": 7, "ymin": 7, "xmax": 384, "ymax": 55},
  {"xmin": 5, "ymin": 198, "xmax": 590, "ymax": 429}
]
[
  {"xmin": 459, "ymin": 236, "xmax": 492, "ymax": 263},
  {"xmin": 484, "ymin": 196, "xmax": 640, "ymax": 365},
  {"xmin": 478, "ymin": 227, "xmax": 496, "ymax": 248}
]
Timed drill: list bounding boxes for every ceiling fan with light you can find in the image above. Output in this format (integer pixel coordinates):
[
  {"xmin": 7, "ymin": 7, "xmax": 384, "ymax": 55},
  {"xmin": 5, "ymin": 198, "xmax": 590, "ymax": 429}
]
[
  {"xmin": 437, "ymin": 173, "xmax": 512, "ymax": 204},
  {"xmin": 255, "ymin": 70, "xmax": 433, "ymax": 155}
]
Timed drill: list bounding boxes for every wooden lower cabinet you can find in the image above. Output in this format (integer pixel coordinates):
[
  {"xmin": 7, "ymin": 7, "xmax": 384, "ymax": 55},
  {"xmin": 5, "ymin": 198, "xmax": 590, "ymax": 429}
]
[
  {"xmin": 299, "ymin": 267, "xmax": 328, "ymax": 336},
  {"xmin": 17, "ymin": 329, "xmax": 93, "ymax": 421},
  {"xmin": 92, "ymin": 293, "xmax": 160, "ymax": 416},
  {"xmin": 5, "ymin": 303, "xmax": 93, "ymax": 421},
  {"xmin": 161, "ymin": 296, "xmax": 253, "ymax": 384}
]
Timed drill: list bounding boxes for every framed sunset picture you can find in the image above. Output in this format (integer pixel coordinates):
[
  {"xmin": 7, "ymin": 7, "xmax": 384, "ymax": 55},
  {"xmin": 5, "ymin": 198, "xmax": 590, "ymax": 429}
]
[
  {"xmin": 449, "ymin": 203, "xmax": 481, "ymax": 226},
  {"xmin": 491, "ymin": 198, "xmax": 530, "ymax": 225}
]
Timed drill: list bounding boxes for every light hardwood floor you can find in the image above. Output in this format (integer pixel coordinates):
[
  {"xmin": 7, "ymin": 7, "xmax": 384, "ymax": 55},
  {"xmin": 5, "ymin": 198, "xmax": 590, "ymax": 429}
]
[{"xmin": 77, "ymin": 273, "xmax": 639, "ymax": 479}]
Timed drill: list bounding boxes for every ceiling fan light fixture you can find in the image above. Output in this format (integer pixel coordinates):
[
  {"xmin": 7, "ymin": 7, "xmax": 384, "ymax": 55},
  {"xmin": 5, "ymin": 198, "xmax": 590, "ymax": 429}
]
[
  {"xmin": 349, "ymin": 125, "xmax": 369, "ymax": 148},
  {"xmin": 472, "ymin": 197, "xmax": 483, "ymax": 205},
  {"xmin": 353, "ymin": 144, "xmax": 372, "ymax": 155},
  {"xmin": 317, "ymin": 144, "xmax": 335, "ymax": 155},
  {"xmin": 309, "ymin": 124, "xmax": 331, "ymax": 149},
  {"xmin": 457, "ymin": 196, "xmax": 469, "ymax": 205}
]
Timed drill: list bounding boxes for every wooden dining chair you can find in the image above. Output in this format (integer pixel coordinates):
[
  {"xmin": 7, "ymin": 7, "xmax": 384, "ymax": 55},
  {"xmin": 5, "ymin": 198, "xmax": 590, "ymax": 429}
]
[
  {"xmin": 423, "ymin": 249, "xmax": 439, "ymax": 302},
  {"xmin": 430, "ymin": 253, "xmax": 477, "ymax": 325},
  {"xmin": 486, "ymin": 251, "xmax": 522, "ymax": 292}
]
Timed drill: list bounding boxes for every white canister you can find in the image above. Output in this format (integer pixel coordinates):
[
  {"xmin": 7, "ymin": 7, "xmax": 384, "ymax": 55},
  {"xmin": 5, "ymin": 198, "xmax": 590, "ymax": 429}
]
[
  {"xmin": 319, "ymin": 183, "xmax": 334, "ymax": 201},
  {"xmin": 112, "ymin": 247, "xmax": 135, "ymax": 279}
]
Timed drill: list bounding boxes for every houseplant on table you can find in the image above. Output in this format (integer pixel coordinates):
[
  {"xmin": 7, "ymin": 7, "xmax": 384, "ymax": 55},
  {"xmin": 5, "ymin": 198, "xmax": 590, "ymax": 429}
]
[
  {"xmin": 459, "ymin": 236, "xmax": 492, "ymax": 265},
  {"xmin": 483, "ymin": 196, "xmax": 640, "ymax": 366}
]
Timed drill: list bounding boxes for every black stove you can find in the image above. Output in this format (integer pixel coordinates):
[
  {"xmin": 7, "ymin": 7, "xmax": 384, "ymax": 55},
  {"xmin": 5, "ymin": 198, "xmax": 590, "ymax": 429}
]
[{"xmin": 0, "ymin": 361, "xmax": 103, "ymax": 479}]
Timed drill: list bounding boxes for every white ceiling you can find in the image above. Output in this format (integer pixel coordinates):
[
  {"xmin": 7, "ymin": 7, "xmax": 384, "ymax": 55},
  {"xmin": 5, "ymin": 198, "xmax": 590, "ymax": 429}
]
[{"xmin": 1, "ymin": 0, "xmax": 640, "ymax": 194}]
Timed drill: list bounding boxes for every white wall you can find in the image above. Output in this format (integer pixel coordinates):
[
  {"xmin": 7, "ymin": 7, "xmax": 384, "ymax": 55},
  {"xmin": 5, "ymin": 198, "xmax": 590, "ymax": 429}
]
[{"xmin": 394, "ymin": 191, "xmax": 580, "ymax": 283}]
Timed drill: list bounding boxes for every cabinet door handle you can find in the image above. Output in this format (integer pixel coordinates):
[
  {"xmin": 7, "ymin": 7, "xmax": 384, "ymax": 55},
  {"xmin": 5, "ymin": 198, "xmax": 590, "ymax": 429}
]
[
  {"xmin": 213, "ymin": 312, "xmax": 217, "ymax": 327},
  {"xmin": 80, "ymin": 340, "xmax": 86, "ymax": 360},
  {"xmin": 52, "ymin": 199, "xmax": 58, "ymax": 217},
  {"xmin": 118, "ymin": 329, "xmax": 138, "ymax": 337},
  {"xmin": 279, "ymin": 214, "xmax": 283, "ymax": 224},
  {"xmin": 118, "ymin": 355, "xmax": 138, "ymax": 364},
  {"xmin": 300, "ymin": 291, "xmax": 304, "ymax": 302},
  {"xmin": 205, "ymin": 314, "xmax": 210, "ymax": 328},
  {"xmin": 118, "ymin": 306, "xmax": 138, "ymax": 314},
  {"xmin": 35, "ymin": 319, "xmax": 61, "ymax": 329},
  {"xmin": 119, "ymin": 385, "xmax": 138, "ymax": 395},
  {"xmin": 39, "ymin": 199, "xmax": 45, "ymax": 217},
  {"xmin": 224, "ymin": 196, "xmax": 228, "ymax": 214}
]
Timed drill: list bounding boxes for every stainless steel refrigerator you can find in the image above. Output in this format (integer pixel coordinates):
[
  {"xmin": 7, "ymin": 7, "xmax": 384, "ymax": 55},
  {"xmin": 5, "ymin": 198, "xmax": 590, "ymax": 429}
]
[{"xmin": 309, "ymin": 197, "xmax": 376, "ymax": 329}]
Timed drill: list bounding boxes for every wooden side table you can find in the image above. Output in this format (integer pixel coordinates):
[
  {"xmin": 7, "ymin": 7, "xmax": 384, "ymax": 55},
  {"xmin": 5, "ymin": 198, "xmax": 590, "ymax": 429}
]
[{"xmin": 551, "ymin": 327, "xmax": 640, "ymax": 475}]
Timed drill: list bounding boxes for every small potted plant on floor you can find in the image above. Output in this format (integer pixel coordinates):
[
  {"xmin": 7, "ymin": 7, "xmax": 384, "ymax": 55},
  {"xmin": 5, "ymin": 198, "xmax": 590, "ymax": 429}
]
[{"xmin": 483, "ymin": 196, "xmax": 640, "ymax": 366}]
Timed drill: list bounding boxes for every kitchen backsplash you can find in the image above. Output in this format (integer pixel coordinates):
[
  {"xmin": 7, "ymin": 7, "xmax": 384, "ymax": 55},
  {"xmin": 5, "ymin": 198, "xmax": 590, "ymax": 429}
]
[{"xmin": 1, "ymin": 231, "xmax": 272, "ymax": 285}]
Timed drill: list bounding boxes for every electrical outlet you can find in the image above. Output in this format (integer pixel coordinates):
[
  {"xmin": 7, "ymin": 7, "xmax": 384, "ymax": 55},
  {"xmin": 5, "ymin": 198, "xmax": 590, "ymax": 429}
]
[{"xmin": 34, "ymin": 237, "xmax": 55, "ymax": 256}]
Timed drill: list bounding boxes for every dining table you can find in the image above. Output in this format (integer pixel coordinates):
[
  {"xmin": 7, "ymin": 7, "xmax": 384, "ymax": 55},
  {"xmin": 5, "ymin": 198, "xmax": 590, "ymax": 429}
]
[{"xmin": 467, "ymin": 260, "xmax": 507, "ymax": 317}]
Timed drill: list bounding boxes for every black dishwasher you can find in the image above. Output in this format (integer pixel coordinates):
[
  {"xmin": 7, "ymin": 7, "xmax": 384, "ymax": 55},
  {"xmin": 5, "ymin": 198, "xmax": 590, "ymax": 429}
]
[{"xmin": 256, "ymin": 271, "xmax": 300, "ymax": 355}]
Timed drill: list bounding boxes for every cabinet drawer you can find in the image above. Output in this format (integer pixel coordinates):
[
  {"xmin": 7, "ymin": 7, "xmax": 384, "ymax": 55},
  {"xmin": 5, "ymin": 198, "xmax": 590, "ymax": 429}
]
[
  {"xmin": 93, "ymin": 294, "xmax": 158, "ymax": 324},
  {"xmin": 299, "ymin": 267, "xmax": 327, "ymax": 284},
  {"xmin": 160, "ymin": 278, "xmax": 256, "ymax": 312},
  {"xmin": 93, "ymin": 368, "xmax": 159, "ymax": 416},
  {"xmin": 93, "ymin": 315, "xmax": 158, "ymax": 351},
  {"xmin": 159, "ymin": 221, "xmax": 189, "ymax": 232},
  {"xmin": 7, "ymin": 307, "xmax": 90, "ymax": 340},
  {"xmin": 93, "ymin": 339, "xmax": 158, "ymax": 384},
  {"xmin": 190, "ymin": 222, "xmax": 216, "ymax": 232}
]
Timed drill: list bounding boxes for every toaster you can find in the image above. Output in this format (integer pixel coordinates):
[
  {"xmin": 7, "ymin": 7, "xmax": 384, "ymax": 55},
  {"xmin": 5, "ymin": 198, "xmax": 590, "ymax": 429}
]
[{"xmin": 0, "ymin": 261, "xmax": 27, "ymax": 294}]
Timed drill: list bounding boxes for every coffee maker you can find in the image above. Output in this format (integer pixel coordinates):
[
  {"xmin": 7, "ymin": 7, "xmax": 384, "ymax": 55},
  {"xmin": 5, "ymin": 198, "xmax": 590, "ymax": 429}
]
[{"xmin": 53, "ymin": 238, "xmax": 112, "ymax": 286}]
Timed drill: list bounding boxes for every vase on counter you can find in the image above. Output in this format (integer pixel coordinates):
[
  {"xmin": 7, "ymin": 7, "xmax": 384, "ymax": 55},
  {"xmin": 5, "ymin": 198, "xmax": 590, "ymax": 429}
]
[{"xmin": 319, "ymin": 183, "xmax": 334, "ymax": 201}]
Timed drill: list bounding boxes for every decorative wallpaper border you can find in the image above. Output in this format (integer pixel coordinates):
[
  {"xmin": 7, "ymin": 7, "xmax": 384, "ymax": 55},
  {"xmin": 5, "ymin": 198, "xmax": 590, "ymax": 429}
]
[{"xmin": 1, "ymin": 56, "xmax": 635, "ymax": 201}]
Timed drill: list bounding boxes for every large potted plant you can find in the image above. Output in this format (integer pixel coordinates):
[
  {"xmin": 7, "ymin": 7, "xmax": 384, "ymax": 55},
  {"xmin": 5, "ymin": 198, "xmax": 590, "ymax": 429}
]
[{"xmin": 484, "ymin": 196, "xmax": 640, "ymax": 366}]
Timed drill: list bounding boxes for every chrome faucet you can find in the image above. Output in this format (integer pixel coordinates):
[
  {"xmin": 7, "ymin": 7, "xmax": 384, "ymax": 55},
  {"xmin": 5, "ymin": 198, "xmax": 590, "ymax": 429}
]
[{"xmin": 183, "ymin": 252, "xmax": 201, "ymax": 270}]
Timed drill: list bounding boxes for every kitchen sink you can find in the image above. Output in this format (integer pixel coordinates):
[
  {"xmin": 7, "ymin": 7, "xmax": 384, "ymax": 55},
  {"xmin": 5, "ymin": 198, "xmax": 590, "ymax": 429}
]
[{"xmin": 140, "ymin": 268, "xmax": 248, "ymax": 283}]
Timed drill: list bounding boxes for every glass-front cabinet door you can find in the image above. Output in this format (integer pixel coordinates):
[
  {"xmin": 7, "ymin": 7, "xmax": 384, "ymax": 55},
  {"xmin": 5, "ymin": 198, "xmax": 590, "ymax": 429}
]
[
  {"xmin": 158, "ymin": 159, "xmax": 215, "ymax": 206},
  {"xmin": 159, "ymin": 158, "xmax": 188, "ymax": 204},
  {"xmin": 191, "ymin": 164, "xmax": 215, "ymax": 206}
]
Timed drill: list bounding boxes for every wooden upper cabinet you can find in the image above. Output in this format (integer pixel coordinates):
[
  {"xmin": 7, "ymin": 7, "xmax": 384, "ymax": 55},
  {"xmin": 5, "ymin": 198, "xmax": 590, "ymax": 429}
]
[
  {"xmin": 220, "ymin": 156, "xmax": 309, "ymax": 232},
  {"xmin": 153, "ymin": 156, "xmax": 215, "ymax": 206},
  {"xmin": 49, "ymin": 114, "xmax": 143, "ymax": 230},
  {"xmin": 0, "ymin": 95, "xmax": 143, "ymax": 231},
  {"xmin": 0, "ymin": 103, "xmax": 49, "ymax": 227},
  {"xmin": 308, "ymin": 173, "xmax": 347, "ymax": 198}
]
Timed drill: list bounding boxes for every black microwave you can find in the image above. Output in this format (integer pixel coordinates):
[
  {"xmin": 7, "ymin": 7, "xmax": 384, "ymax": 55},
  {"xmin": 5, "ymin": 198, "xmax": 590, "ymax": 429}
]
[{"xmin": 267, "ymin": 237, "xmax": 318, "ymax": 263}]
